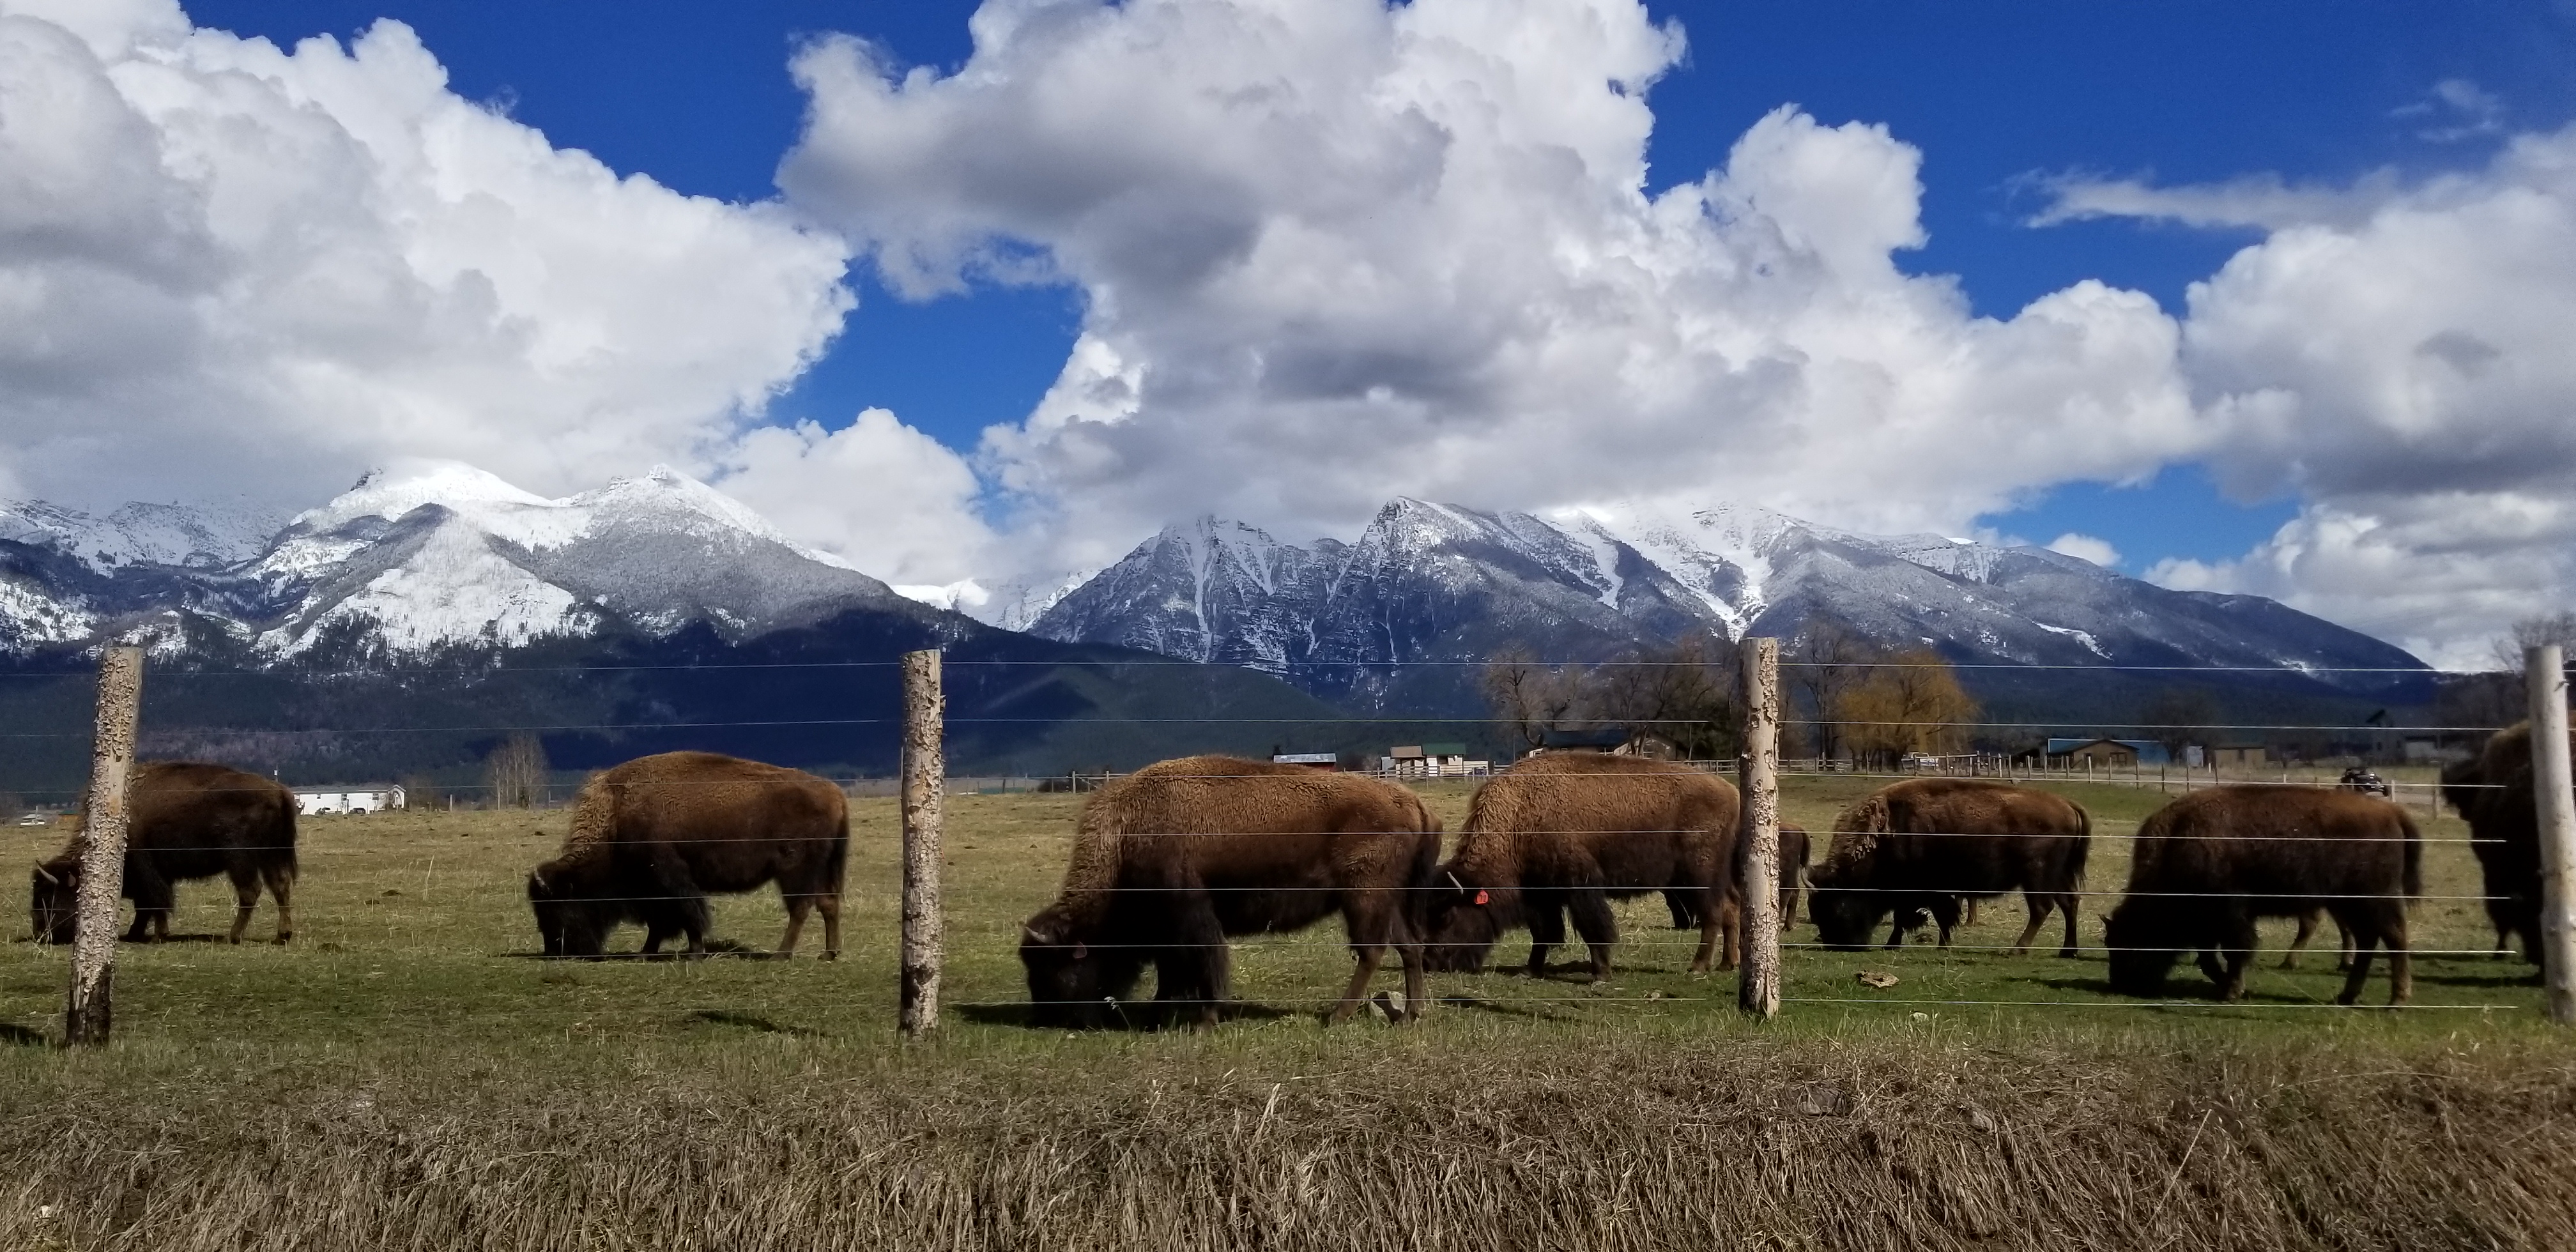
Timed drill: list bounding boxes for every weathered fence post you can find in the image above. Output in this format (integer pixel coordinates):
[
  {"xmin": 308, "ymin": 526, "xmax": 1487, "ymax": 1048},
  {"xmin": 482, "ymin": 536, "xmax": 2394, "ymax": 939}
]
[
  {"xmin": 2527, "ymin": 645, "xmax": 2576, "ymax": 1025},
  {"xmin": 65, "ymin": 645, "xmax": 144, "ymax": 1046},
  {"xmin": 900, "ymin": 649, "xmax": 945, "ymax": 1038},
  {"xmin": 1738, "ymin": 637, "xmax": 1781, "ymax": 1019}
]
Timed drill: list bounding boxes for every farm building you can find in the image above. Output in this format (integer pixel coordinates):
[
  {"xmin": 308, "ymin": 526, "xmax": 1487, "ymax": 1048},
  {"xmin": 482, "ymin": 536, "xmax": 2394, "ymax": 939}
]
[
  {"xmin": 2209, "ymin": 743, "xmax": 2270, "ymax": 768},
  {"xmin": 1532, "ymin": 727, "xmax": 1682, "ymax": 760},
  {"xmin": 1269, "ymin": 752, "xmax": 1340, "ymax": 770},
  {"xmin": 2044, "ymin": 738, "xmax": 2172, "ymax": 767},
  {"xmin": 292, "ymin": 784, "xmax": 406, "ymax": 815},
  {"xmin": 1382, "ymin": 743, "xmax": 1489, "ymax": 778}
]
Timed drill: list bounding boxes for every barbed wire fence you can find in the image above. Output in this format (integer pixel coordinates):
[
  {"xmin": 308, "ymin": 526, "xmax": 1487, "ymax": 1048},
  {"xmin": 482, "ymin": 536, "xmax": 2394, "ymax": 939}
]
[{"xmin": 8, "ymin": 641, "xmax": 2574, "ymax": 1043}]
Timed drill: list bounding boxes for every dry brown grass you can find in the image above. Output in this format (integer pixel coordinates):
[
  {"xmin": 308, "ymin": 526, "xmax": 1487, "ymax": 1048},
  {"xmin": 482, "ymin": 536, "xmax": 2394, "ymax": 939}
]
[
  {"xmin": 3, "ymin": 1032, "xmax": 2573, "ymax": 1250},
  {"xmin": 0, "ymin": 775, "xmax": 2565, "ymax": 1249}
]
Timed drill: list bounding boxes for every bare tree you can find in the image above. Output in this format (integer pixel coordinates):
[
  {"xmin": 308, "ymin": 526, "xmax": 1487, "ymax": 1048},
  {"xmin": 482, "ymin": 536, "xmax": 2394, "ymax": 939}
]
[
  {"xmin": 1786, "ymin": 621, "xmax": 1874, "ymax": 761},
  {"xmin": 1483, "ymin": 644, "xmax": 1581, "ymax": 751},
  {"xmin": 1581, "ymin": 636, "xmax": 1742, "ymax": 759},
  {"xmin": 1835, "ymin": 648, "xmax": 1981, "ymax": 760},
  {"xmin": 2444, "ymin": 613, "xmax": 2576, "ymax": 735},
  {"xmin": 484, "ymin": 733, "xmax": 549, "ymax": 809},
  {"xmin": 2139, "ymin": 687, "xmax": 2221, "ymax": 761},
  {"xmin": 2490, "ymin": 611, "xmax": 2576, "ymax": 671}
]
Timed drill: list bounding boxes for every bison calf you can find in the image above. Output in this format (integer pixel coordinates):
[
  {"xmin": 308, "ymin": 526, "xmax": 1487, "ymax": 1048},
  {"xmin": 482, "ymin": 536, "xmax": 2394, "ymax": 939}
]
[
  {"xmin": 1806, "ymin": 779, "xmax": 2090, "ymax": 957},
  {"xmin": 31, "ymin": 761, "xmax": 297, "ymax": 945},
  {"xmin": 528, "ymin": 751, "xmax": 847, "ymax": 959},
  {"xmin": 1019, "ymin": 756, "xmax": 1439, "ymax": 1028},
  {"xmin": 1423, "ymin": 754, "xmax": 1741, "ymax": 981},
  {"xmin": 2104, "ymin": 785, "xmax": 2418, "ymax": 1005},
  {"xmin": 1669, "ymin": 823, "xmax": 1808, "ymax": 935}
]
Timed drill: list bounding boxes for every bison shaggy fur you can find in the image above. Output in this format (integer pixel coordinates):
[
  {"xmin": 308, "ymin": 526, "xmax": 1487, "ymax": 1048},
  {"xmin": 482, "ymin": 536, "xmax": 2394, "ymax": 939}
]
[
  {"xmin": 2104, "ymin": 785, "xmax": 2419, "ymax": 1005},
  {"xmin": 527, "ymin": 751, "xmax": 848, "ymax": 959},
  {"xmin": 30, "ymin": 761, "xmax": 298, "ymax": 945},
  {"xmin": 1806, "ymin": 779, "xmax": 2090, "ymax": 957},
  {"xmin": 1018, "ymin": 756, "xmax": 1439, "ymax": 1029},
  {"xmin": 2441, "ymin": 721, "xmax": 2565, "ymax": 968},
  {"xmin": 1422, "ymin": 754, "xmax": 1741, "ymax": 981}
]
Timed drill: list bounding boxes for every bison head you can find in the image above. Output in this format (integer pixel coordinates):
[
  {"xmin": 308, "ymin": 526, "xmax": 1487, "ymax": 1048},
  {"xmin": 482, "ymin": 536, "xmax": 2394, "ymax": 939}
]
[
  {"xmin": 1419, "ymin": 870, "xmax": 1514, "ymax": 973},
  {"xmin": 1020, "ymin": 908, "xmax": 1143, "ymax": 1028},
  {"xmin": 527, "ymin": 869, "xmax": 604, "ymax": 958},
  {"xmin": 2103, "ymin": 902, "xmax": 2187, "ymax": 997},
  {"xmin": 29, "ymin": 862, "xmax": 76, "ymax": 945},
  {"xmin": 1805, "ymin": 883, "xmax": 1888, "ymax": 950}
]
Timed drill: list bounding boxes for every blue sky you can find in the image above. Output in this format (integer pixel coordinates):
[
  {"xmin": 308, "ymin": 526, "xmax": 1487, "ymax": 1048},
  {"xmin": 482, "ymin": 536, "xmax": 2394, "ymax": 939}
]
[
  {"xmin": 13, "ymin": 0, "xmax": 2573, "ymax": 663},
  {"xmin": 185, "ymin": 0, "xmax": 2572, "ymax": 575}
]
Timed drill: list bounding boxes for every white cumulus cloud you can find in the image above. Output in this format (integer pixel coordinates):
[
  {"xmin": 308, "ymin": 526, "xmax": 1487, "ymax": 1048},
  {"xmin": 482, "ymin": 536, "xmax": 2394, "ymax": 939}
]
[
  {"xmin": 0, "ymin": 0, "xmax": 995, "ymax": 568},
  {"xmin": 781, "ymin": 0, "xmax": 2207, "ymax": 576},
  {"xmin": 2074, "ymin": 125, "xmax": 2576, "ymax": 666},
  {"xmin": 2045, "ymin": 533, "xmax": 2120, "ymax": 568}
]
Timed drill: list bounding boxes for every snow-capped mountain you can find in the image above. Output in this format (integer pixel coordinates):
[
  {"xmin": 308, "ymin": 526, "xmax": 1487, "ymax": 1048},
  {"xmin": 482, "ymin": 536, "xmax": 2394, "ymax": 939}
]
[
  {"xmin": 0, "ymin": 461, "xmax": 940, "ymax": 659},
  {"xmin": 1026, "ymin": 498, "xmax": 2432, "ymax": 711}
]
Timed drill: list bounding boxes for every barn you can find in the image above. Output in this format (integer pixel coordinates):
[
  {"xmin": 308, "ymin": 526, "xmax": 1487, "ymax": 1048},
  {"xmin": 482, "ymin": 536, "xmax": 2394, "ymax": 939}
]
[{"xmin": 293, "ymin": 784, "xmax": 407, "ymax": 815}]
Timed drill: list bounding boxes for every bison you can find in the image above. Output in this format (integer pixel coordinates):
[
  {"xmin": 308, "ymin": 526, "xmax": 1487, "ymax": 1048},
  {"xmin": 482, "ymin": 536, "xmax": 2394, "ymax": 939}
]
[
  {"xmin": 2104, "ymin": 785, "xmax": 2418, "ymax": 1005},
  {"xmin": 1669, "ymin": 822, "xmax": 1808, "ymax": 935},
  {"xmin": 30, "ymin": 761, "xmax": 298, "ymax": 945},
  {"xmin": 1806, "ymin": 778, "xmax": 2091, "ymax": 957},
  {"xmin": 1422, "ymin": 754, "xmax": 1742, "ymax": 981},
  {"xmin": 1018, "ymin": 756, "xmax": 1439, "ymax": 1028},
  {"xmin": 527, "ymin": 751, "xmax": 848, "ymax": 959},
  {"xmin": 2441, "ymin": 721, "xmax": 2566, "ymax": 967}
]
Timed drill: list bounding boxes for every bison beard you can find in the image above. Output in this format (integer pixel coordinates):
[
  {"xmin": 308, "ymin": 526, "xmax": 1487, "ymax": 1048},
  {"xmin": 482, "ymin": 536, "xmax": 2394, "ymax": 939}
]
[
  {"xmin": 1422, "ymin": 754, "xmax": 1743, "ymax": 982},
  {"xmin": 526, "ymin": 751, "xmax": 848, "ymax": 959},
  {"xmin": 2104, "ymin": 785, "xmax": 2419, "ymax": 1006},
  {"xmin": 30, "ymin": 761, "xmax": 298, "ymax": 945},
  {"xmin": 1805, "ymin": 779, "xmax": 2090, "ymax": 957},
  {"xmin": 1018, "ymin": 756, "xmax": 1439, "ymax": 1030}
]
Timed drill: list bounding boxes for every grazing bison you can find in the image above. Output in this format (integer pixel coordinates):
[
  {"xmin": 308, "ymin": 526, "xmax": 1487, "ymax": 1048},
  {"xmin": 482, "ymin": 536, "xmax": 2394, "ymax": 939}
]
[
  {"xmin": 31, "ymin": 761, "xmax": 298, "ymax": 945},
  {"xmin": 1806, "ymin": 779, "xmax": 2090, "ymax": 957},
  {"xmin": 2105, "ymin": 785, "xmax": 2418, "ymax": 1005},
  {"xmin": 2441, "ymin": 721, "xmax": 2566, "ymax": 966},
  {"xmin": 527, "ymin": 751, "xmax": 847, "ymax": 959},
  {"xmin": 1423, "ymin": 754, "xmax": 1742, "ymax": 981},
  {"xmin": 1018, "ymin": 756, "xmax": 1439, "ymax": 1028}
]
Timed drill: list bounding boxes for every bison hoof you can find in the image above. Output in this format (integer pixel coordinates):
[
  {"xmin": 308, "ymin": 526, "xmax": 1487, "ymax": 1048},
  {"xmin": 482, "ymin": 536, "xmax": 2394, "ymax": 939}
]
[{"xmin": 274, "ymin": 933, "xmax": 293, "ymax": 945}]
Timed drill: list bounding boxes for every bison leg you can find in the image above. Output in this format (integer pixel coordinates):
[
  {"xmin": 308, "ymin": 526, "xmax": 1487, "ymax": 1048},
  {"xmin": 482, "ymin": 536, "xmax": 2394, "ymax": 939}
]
[
  {"xmin": 1714, "ymin": 889, "xmax": 1741, "ymax": 973},
  {"xmin": 227, "ymin": 873, "xmax": 259, "ymax": 945},
  {"xmin": 1665, "ymin": 890, "xmax": 1699, "ymax": 930},
  {"xmin": 263, "ymin": 864, "xmax": 295, "ymax": 943},
  {"xmin": 1524, "ymin": 892, "xmax": 1567, "ymax": 977},
  {"xmin": 2009, "ymin": 894, "xmax": 2051, "ymax": 956},
  {"xmin": 1928, "ymin": 897, "xmax": 1963, "ymax": 949},
  {"xmin": 2055, "ymin": 892, "xmax": 2081, "ymax": 959},
  {"xmin": 1567, "ymin": 889, "xmax": 1619, "ymax": 982},
  {"xmin": 1963, "ymin": 899, "xmax": 1981, "ymax": 928},
  {"xmin": 2280, "ymin": 909, "xmax": 2323, "ymax": 970},
  {"xmin": 779, "ymin": 894, "xmax": 812, "ymax": 957},
  {"xmin": 817, "ymin": 894, "xmax": 841, "ymax": 961},
  {"xmin": 1333, "ymin": 892, "xmax": 1420, "ymax": 1025},
  {"xmin": 1158, "ymin": 883, "xmax": 1228, "ymax": 1029},
  {"xmin": 2334, "ymin": 906, "xmax": 2410, "ymax": 1006},
  {"xmin": 2214, "ymin": 915, "xmax": 2258, "ymax": 1001}
]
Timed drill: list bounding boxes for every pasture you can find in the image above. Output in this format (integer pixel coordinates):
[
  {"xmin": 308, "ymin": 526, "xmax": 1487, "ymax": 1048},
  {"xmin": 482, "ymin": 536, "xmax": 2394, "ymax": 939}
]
[{"xmin": 0, "ymin": 773, "xmax": 2571, "ymax": 1249}]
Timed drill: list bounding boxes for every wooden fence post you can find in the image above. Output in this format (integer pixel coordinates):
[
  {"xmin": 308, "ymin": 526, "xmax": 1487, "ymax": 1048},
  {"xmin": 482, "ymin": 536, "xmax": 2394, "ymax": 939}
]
[
  {"xmin": 1738, "ymin": 637, "xmax": 1781, "ymax": 1019},
  {"xmin": 65, "ymin": 646, "xmax": 144, "ymax": 1046},
  {"xmin": 900, "ymin": 649, "xmax": 945, "ymax": 1038},
  {"xmin": 2526, "ymin": 645, "xmax": 2576, "ymax": 1025}
]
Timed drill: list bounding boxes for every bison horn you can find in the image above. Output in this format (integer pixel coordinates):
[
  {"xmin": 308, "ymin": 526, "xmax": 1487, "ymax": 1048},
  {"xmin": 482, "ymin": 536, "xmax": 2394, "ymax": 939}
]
[
  {"xmin": 31, "ymin": 866, "xmax": 56, "ymax": 886},
  {"xmin": 1445, "ymin": 871, "xmax": 1466, "ymax": 895},
  {"xmin": 1023, "ymin": 924, "xmax": 1049, "ymax": 944}
]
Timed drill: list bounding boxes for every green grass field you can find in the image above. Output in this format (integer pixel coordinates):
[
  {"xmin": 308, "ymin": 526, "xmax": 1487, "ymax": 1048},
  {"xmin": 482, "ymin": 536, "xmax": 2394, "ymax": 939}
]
[{"xmin": 0, "ymin": 773, "xmax": 2569, "ymax": 1250}]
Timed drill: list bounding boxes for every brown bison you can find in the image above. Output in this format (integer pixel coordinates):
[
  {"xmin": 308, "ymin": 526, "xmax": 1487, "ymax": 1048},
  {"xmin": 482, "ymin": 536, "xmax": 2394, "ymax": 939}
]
[
  {"xmin": 1422, "ymin": 754, "xmax": 1742, "ymax": 981},
  {"xmin": 30, "ymin": 761, "xmax": 298, "ymax": 945},
  {"xmin": 2105, "ymin": 785, "xmax": 2419, "ymax": 1005},
  {"xmin": 1670, "ymin": 822, "xmax": 1809, "ymax": 933},
  {"xmin": 1018, "ymin": 756, "xmax": 1439, "ymax": 1028},
  {"xmin": 2441, "ymin": 721, "xmax": 2566, "ymax": 966},
  {"xmin": 527, "ymin": 751, "xmax": 847, "ymax": 959},
  {"xmin": 1806, "ymin": 779, "xmax": 2090, "ymax": 956}
]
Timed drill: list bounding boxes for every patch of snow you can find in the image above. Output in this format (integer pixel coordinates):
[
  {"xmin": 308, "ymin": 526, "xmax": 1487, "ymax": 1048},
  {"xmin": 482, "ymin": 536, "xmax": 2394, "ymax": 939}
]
[{"xmin": 2034, "ymin": 622, "xmax": 2110, "ymax": 658}]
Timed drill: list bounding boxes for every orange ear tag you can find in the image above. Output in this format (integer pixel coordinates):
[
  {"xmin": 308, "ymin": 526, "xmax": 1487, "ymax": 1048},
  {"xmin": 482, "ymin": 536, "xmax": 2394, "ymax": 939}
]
[{"xmin": 1474, "ymin": 890, "xmax": 1489, "ymax": 906}]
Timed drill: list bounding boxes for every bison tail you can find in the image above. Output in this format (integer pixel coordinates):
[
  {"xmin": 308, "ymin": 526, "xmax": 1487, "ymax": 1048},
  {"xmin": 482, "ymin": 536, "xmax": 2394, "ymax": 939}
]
[
  {"xmin": 827, "ymin": 809, "xmax": 851, "ymax": 889},
  {"xmin": 2065, "ymin": 807, "xmax": 2092, "ymax": 889},
  {"xmin": 2400, "ymin": 809, "xmax": 2423, "ymax": 902}
]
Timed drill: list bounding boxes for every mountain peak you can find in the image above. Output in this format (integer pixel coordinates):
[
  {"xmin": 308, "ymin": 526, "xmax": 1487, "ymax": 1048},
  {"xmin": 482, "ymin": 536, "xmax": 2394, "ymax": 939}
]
[{"xmin": 299, "ymin": 460, "xmax": 556, "ymax": 533}]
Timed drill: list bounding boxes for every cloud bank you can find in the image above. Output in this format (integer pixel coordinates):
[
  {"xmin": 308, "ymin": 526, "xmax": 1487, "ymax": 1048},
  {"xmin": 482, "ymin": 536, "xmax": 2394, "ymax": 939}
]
[
  {"xmin": 781, "ymin": 0, "xmax": 2204, "ymax": 574},
  {"xmin": 0, "ymin": 0, "xmax": 995, "ymax": 584}
]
